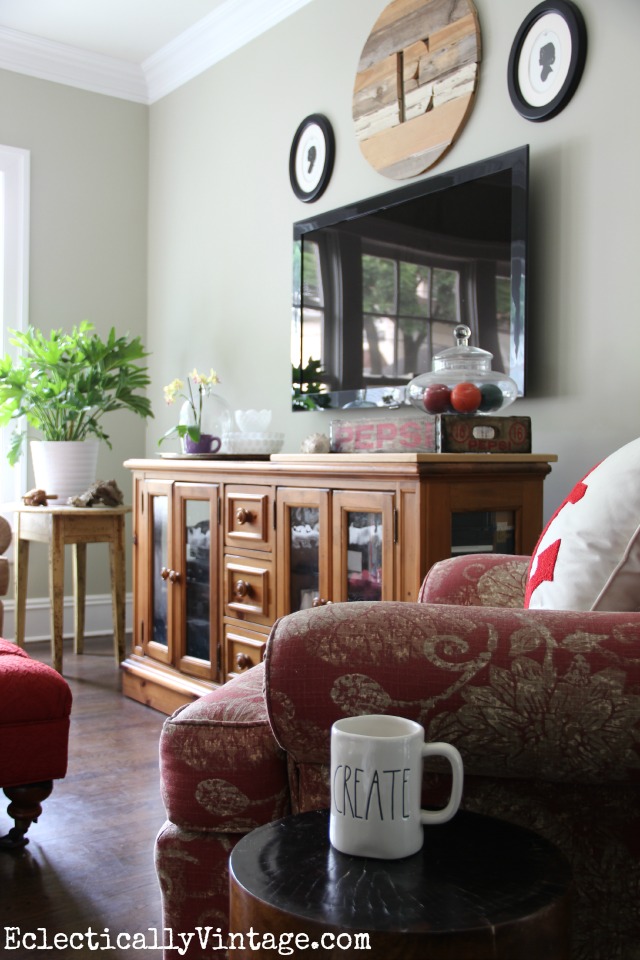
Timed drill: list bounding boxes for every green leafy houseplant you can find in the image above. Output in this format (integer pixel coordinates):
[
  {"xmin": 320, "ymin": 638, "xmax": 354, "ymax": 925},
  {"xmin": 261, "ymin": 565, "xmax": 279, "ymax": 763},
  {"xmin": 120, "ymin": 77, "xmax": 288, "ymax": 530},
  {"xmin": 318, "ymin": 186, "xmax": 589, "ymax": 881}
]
[
  {"xmin": 0, "ymin": 321, "xmax": 153, "ymax": 465},
  {"xmin": 292, "ymin": 358, "xmax": 331, "ymax": 410}
]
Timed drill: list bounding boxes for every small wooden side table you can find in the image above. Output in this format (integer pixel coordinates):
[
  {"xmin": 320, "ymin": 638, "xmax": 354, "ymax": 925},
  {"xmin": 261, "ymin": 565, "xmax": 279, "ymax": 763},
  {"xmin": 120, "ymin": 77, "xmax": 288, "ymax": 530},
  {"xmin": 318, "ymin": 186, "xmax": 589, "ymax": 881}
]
[
  {"xmin": 229, "ymin": 809, "xmax": 572, "ymax": 959},
  {"xmin": 13, "ymin": 505, "xmax": 130, "ymax": 674}
]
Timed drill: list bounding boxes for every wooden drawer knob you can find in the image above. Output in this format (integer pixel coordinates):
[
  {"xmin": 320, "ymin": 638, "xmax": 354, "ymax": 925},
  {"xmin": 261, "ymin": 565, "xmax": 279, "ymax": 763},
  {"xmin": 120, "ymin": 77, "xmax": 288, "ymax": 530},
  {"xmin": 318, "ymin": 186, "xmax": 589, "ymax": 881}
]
[
  {"xmin": 312, "ymin": 597, "xmax": 331, "ymax": 607},
  {"xmin": 160, "ymin": 567, "xmax": 170, "ymax": 581},
  {"xmin": 235, "ymin": 507, "xmax": 253, "ymax": 525},
  {"xmin": 236, "ymin": 653, "xmax": 252, "ymax": 670},
  {"xmin": 233, "ymin": 579, "xmax": 251, "ymax": 599},
  {"xmin": 168, "ymin": 569, "xmax": 180, "ymax": 583}
]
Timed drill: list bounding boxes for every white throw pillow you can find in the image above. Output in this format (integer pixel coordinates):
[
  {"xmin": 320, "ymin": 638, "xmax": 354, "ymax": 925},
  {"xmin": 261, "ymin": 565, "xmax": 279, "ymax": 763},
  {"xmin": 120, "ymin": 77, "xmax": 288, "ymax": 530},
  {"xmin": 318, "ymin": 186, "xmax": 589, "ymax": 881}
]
[{"xmin": 525, "ymin": 437, "xmax": 640, "ymax": 611}]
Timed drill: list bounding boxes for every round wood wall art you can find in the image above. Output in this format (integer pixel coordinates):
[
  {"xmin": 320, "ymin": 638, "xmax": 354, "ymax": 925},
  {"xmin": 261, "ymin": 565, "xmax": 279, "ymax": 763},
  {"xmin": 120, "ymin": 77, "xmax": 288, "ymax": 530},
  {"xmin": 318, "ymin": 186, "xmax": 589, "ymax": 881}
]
[{"xmin": 353, "ymin": 0, "xmax": 481, "ymax": 180}]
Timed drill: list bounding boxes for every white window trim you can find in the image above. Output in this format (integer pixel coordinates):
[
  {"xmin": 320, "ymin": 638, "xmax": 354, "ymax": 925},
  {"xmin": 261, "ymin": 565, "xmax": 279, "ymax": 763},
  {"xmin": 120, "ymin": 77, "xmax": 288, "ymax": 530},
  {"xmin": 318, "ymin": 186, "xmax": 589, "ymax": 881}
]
[{"xmin": 0, "ymin": 144, "xmax": 30, "ymax": 510}]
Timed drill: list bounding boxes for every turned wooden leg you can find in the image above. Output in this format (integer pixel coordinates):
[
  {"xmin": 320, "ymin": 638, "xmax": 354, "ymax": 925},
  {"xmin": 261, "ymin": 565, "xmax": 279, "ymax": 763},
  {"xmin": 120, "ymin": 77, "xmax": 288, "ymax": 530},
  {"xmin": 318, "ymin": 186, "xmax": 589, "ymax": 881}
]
[{"xmin": 0, "ymin": 781, "xmax": 54, "ymax": 850}]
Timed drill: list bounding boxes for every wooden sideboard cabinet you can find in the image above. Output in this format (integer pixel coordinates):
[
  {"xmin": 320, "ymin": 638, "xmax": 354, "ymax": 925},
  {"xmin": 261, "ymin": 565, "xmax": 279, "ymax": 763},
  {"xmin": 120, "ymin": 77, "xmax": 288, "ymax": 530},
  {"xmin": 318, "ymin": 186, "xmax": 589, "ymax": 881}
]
[{"xmin": 122, "ymin": 453, "xmax": 556, "ymax": 714}]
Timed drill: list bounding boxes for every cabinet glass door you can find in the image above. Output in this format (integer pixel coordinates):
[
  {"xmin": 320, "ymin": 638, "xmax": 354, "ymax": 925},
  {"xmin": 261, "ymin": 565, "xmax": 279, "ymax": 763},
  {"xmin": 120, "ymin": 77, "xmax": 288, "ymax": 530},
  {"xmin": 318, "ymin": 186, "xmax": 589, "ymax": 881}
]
[
  {"xmin": 143, "ymin": 480, "xmax": 173, "ymax": 665},
  {"xmin": 332, "ymin": 491, "xmax": 395, "ymax": 603},
  {"xmin": 346, "ymin": 510, "xmax": 384, "ymax": 600},
  {"xmin": 174, "ymin": 483, "xmax": 219, "ymax": 681},
  {"xmin": 288, "ymin": 505, "xmax": 321, "ymax": 609},
  {"xmin": 184, "ymin": 499, "xmax": 212, "ymax": 660},
  {"xmin": 276, "ymin": 488, "xmax": 330, "ymax": 615},
  {"xmin": 451, "ymin": 510, "xmax": 516, "ymax": 556},
  {"xmin": 152, "ymin": 496, "xmax": 169, "ymax": 644}
]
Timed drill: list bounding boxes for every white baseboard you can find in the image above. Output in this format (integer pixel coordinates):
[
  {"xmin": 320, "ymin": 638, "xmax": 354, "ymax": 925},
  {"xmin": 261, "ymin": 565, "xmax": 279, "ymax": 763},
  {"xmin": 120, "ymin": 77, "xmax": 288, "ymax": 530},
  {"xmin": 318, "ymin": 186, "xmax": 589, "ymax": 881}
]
[{"xmin": 2, "ymin": 593, "xmax": 133, "ymax": 643}]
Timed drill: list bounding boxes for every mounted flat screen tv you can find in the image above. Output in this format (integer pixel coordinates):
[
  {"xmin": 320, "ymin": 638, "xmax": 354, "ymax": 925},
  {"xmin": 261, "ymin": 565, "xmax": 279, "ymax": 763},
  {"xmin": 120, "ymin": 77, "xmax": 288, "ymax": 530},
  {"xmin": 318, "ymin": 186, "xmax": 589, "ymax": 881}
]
[{"xmin": 292, "ymin": 145, "xmax": 529, "ymax": 411}]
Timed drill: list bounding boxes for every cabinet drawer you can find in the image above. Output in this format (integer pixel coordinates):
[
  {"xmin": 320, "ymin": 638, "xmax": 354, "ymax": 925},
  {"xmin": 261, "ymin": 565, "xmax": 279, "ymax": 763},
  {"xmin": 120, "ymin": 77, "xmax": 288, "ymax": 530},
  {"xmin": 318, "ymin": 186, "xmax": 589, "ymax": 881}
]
[
  {"xmin": 225, "ymin": 486, "xmax": 273, "ymax": 551},
  {"xmin": 224, "ymin": 622, "xmax": 267, "ymax": 681},
  {"xmin": 224, "ymin": 555, "xmax": 274, "ymax": 626}
]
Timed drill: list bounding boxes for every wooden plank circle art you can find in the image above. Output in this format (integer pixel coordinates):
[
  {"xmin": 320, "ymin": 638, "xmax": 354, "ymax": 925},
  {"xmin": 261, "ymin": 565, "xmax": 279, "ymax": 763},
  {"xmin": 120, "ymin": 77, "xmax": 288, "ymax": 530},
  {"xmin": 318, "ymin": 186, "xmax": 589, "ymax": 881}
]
[{"xmin": 353, "ymin": 0, "xmax": 481, "ymax": 179}]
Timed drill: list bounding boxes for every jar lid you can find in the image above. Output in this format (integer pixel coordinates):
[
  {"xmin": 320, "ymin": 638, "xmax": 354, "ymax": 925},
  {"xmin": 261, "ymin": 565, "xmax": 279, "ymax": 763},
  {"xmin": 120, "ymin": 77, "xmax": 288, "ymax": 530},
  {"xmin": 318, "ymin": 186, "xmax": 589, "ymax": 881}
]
[{"xmin": 432, "ymin": 324, "xmax": 493, "ymax": 374}]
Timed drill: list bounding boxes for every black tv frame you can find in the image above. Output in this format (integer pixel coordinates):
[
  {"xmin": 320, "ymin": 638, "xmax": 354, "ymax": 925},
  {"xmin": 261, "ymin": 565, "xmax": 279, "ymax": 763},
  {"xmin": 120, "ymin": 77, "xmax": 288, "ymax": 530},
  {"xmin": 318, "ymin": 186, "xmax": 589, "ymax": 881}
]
[{"xmin": 292, "ymin": 145, "xmax": 529, "ymax": 411}]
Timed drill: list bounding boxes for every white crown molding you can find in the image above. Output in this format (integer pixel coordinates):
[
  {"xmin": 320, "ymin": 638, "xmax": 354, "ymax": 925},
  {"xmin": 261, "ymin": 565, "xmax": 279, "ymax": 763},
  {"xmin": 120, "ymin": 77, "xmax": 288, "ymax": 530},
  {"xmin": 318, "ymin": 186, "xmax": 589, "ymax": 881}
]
[
  {"xmin": 143, "ymin": 0, "xmax": 315, "ymax": 103},
  {"xmin": 0, "ymin": 26, "xmax": 148, "ymax": 103},
  {"xmin": 0, "ymin": 0, "xmax": 316, "ymax": 105}
]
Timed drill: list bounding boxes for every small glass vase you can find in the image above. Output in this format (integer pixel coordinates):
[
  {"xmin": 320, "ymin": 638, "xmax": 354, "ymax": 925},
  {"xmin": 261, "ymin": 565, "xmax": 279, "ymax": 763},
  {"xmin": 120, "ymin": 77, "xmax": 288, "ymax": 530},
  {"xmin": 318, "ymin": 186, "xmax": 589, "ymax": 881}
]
[{"xmin": 179, "ymin": 394, "xmax": 232, "ymax": 454}]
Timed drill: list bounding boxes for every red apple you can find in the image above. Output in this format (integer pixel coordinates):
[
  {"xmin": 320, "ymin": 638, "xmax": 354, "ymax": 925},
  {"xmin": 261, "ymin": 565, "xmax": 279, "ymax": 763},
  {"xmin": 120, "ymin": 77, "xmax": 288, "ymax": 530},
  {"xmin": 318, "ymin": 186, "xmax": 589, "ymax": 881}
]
[{"xmin": 423, "ymin": 383, "xmax": 451, "ymax": 414}]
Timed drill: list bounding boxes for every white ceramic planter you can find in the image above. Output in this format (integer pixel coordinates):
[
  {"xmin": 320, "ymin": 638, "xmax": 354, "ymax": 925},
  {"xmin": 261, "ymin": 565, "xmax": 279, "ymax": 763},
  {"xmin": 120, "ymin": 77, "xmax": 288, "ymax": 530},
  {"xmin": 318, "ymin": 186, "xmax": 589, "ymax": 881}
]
[{"xmin": 30, "ymin": 439, "xmax": 99, "ymax": 503}]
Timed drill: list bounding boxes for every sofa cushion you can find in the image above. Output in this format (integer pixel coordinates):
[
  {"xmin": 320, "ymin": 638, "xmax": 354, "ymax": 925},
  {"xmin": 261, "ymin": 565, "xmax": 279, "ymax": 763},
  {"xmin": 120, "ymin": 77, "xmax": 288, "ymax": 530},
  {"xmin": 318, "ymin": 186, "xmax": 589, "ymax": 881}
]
[
  {"xmin": 525, "ymin": 437, "xmax": 640, "ymax": 611},
  {"xmin": 159, "ymin": 662, "xmax": 289, "ymax": 834}
]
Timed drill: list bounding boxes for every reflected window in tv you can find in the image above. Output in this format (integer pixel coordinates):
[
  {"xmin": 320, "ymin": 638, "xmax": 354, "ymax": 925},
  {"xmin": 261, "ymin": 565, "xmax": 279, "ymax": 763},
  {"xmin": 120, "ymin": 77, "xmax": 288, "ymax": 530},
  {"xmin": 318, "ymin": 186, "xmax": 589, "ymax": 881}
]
[{"xmin": 292, "ymin": 146, "xmax": 529, "ymax": 411}]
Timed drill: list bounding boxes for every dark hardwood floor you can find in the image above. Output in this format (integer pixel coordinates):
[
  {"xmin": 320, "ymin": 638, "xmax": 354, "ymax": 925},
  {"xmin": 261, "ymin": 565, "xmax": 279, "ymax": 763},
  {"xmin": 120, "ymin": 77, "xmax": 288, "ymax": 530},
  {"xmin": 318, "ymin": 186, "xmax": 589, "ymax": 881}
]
[{"xmin": 0, "ymin": 636, "xmax": 168, "ymax": 959}]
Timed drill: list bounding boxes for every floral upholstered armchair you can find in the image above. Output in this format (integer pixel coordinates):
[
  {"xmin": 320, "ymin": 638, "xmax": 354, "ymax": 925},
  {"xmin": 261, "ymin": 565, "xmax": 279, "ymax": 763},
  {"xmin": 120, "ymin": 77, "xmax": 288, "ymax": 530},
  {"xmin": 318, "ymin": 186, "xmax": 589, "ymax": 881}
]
[{"xmin": 156, "ymin": 549, "xmax": 640, "ymax": 960}]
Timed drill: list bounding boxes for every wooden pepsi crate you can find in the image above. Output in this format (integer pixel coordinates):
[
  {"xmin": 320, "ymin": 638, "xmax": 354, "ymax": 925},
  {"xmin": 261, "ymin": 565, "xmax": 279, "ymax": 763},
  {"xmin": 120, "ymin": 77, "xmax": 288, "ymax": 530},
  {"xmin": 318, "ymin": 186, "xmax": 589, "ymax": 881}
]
[
  {"xmin": 438, "ymin": 415, "xmax": 532, "ymax": 453},
  {"xmin": 330, "ymin": 415, "xmax": 530, "ymax": 453},
  {"xmin": 330, "ymin": 415, "xmax": 437, "ymax": 452}
]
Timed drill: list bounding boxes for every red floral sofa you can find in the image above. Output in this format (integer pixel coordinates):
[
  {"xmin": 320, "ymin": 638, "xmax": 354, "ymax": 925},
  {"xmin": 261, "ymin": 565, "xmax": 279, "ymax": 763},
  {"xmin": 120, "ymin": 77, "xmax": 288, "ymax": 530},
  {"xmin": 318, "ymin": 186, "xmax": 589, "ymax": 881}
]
[{"xmin": 157, "ymin": 553, "xmax": 640, "ymax": 960}]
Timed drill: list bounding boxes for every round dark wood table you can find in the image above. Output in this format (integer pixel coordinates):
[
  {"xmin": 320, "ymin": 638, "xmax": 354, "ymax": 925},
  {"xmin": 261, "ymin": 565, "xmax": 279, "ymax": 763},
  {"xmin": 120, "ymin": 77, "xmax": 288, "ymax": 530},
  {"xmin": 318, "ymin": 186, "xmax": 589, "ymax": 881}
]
[{"xmin": 229, "ymin": 809, "xmax": 572, "ymax": 960}]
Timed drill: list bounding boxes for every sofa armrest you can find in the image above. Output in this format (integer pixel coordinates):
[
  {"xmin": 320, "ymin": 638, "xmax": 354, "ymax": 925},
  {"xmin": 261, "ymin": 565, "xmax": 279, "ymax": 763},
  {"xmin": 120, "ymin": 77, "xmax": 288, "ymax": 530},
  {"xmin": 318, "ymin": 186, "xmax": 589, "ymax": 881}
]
[
  {"xmin": 265, "ymin": 601, "xmax": 640, "ymax": 785},
  {"xmin": 419, "ymin": 554, "xmax": 529, "ymax": 607},
  {"xmin": 159, "ymin": 661, "xmax": 289, "ymax": 834}
]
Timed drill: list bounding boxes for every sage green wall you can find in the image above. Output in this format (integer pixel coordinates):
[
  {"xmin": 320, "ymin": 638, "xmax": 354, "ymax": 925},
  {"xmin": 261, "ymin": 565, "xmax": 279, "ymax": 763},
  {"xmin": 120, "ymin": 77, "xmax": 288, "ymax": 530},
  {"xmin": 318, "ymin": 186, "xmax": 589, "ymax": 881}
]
[
  {"xmin": 1, "ymin": 0, "xmax": 638, "ymax": 607},
  {"xmin": 147, "ymin": 0, "xmax": 640, "ymax": 520},
  {"xmin": 0, "ymin": 69, "xmax": 148, "ymax": 600}
]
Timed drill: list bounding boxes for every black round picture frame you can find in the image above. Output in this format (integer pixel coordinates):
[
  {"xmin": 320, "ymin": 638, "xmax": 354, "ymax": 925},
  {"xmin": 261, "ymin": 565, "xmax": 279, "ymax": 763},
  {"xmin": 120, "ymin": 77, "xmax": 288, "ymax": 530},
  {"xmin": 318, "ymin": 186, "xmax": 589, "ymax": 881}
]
[
  {"xmin": 508, "ymin": 0, "xmax": 587, "ymax": 122},
  {"xmin": 289, "ymin": 114, "xmax": 335, "ymax": 202}
]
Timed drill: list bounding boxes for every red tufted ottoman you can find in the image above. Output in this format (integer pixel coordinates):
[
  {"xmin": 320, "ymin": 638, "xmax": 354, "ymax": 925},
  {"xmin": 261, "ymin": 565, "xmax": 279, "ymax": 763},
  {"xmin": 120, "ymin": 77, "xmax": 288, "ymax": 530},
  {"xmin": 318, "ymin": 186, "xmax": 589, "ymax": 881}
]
[{"xmin": 0, "ymin": 638, "xmax": 72, "ymax": 849}]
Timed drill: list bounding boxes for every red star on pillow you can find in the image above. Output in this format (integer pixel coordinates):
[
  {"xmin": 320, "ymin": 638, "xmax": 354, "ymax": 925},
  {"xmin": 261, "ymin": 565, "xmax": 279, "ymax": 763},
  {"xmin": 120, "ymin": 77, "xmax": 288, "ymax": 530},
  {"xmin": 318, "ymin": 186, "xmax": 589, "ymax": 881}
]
[
  {"xmin": 524, "ymin": 538, "xmax": 561, "ymax": 603},
  {"xmin": 525, "ymin": 475, "xmax": 592, "ymax": 605}
]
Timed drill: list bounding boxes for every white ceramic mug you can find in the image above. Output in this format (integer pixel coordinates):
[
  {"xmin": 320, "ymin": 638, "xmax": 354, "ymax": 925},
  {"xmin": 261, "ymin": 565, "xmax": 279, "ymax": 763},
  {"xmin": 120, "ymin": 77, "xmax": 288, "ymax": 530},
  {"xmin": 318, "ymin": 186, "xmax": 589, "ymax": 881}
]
[{"xmin": 329, "ymin": 714, "xmax": 463, "ymax": 859}]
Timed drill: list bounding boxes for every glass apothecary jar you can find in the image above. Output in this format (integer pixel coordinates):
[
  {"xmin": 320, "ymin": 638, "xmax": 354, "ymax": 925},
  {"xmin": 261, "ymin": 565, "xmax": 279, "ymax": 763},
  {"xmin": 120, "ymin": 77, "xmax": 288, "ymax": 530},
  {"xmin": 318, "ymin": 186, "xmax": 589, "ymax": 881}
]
[{"xmin": 407, "ymin": 324, "xmax": 518, "ymax": 416}]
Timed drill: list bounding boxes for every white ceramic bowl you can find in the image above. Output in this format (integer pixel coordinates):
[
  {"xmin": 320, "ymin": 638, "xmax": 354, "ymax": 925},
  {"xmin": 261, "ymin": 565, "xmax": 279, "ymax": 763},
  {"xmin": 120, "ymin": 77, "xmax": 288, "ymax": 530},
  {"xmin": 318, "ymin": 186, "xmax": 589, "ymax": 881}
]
[
  {"xmin": 235, "ymin": 409, "xmax": 272, "ymax": 433},
  {"xmin": 223, "ymin": 432, "xmax": 284, "ymax": 455}
]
